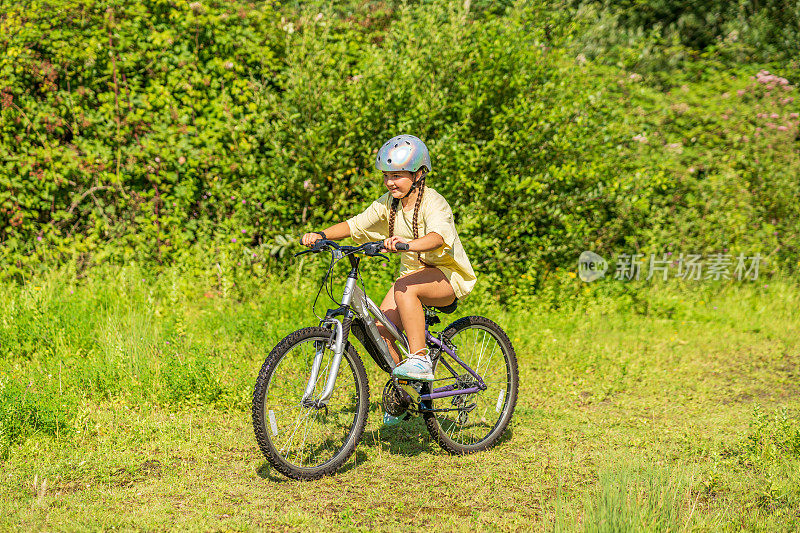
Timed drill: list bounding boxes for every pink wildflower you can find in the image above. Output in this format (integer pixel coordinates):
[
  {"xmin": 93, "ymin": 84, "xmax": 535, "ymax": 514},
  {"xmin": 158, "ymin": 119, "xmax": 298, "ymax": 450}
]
[{"xmin": 777, "ymin": 125, "xmax": 788, "ymax": 131}]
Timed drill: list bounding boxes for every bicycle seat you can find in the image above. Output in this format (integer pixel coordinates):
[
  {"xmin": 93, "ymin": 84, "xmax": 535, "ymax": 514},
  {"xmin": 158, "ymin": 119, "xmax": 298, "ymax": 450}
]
[{"xmin": 424, "ymin": 299, "xmax": 458, "ymax": 315}]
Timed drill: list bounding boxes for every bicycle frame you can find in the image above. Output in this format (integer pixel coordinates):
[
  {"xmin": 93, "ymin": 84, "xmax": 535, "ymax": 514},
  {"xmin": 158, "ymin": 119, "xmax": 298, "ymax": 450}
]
[{"xmin": 303, "ymin": 253, "xmax": 486, "ymax": 407}]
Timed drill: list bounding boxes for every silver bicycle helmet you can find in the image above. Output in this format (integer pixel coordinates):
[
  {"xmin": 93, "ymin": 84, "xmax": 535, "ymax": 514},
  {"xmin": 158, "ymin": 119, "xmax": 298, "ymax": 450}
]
[{"xmin": 375, "ymin": 134, "xmax": 432, "ymax": 174}]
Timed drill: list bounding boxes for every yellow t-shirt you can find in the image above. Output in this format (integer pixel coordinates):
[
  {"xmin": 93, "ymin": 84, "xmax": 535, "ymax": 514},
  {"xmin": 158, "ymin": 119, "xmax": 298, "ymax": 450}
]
[{"xmin": 345, "ymin": 188, "xmax": 477, "ymax": 299}]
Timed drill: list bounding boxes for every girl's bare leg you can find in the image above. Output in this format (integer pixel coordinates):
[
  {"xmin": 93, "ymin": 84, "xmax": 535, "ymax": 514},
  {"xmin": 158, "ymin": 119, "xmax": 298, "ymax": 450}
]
[
  {"xmin": 393, "ymin": 267, "xmax": 456, "ymax": 355},
  {"xmin": 378, "ymin": 288, "xmax": 404, "ymax": 365}
]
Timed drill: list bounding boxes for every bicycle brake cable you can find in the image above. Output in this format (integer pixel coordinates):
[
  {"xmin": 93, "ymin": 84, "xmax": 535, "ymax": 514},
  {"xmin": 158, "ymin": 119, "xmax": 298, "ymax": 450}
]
[
  {"xmin": 310, "ymin": 248, "xmax": 336, "ymax": 320},
  {"xmin": 312, "ymin": 243, "xmax": 374, "ymax": 317},
  {"xmin": 323, "ymin": 248, "xmax": 351, "ymax": 308}
]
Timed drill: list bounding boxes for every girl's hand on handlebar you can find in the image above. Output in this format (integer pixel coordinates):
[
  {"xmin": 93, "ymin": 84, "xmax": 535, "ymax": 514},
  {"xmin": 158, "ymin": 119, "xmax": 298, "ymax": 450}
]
[
  {"xmin": 301, "ymin": 233, "xmax": 322, "ymax": 247},
  {"xmin": 383, "ymin": 236, "xmax": 409, "ymax": 252}
]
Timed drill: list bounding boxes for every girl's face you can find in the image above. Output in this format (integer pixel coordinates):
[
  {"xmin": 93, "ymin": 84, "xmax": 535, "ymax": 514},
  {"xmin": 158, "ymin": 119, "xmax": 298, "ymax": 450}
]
[{"xmin": 382, "ymin": 170, "xmax": 420, "ymax": 199}]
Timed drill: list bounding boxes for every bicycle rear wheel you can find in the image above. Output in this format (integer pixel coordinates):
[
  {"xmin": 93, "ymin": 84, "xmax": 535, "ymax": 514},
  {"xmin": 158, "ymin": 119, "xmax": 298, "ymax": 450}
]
[
  {"xmin": 424, "ymin": 316, "xmax": 518, "ymax": 454},
  {"xmin": 252, "ymin": 326, "xmax": 369, "ymax": 480}
]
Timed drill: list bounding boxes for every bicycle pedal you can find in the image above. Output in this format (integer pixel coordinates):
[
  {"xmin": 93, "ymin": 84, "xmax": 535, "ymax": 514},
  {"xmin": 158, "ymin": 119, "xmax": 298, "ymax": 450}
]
[{"xmin": 395, "ymin": 379, "xmax": 422, "ymax": 404}]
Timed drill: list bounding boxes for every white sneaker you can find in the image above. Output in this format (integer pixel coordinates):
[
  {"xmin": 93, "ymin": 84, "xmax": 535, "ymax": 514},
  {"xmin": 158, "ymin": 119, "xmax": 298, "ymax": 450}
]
[{"xmin": 392, "ymin": 349, "xmax": 434, "ymax": 381}]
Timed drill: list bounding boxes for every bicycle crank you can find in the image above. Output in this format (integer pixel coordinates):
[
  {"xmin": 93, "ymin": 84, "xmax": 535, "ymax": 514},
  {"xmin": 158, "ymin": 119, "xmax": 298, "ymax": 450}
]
[
  {"xmin": 395, "ymin": 378, "xmax": 423, "ymax": 405},
  {"xmin": 381, "ymin": 378, "xmax": 411, "ymax": 416}
]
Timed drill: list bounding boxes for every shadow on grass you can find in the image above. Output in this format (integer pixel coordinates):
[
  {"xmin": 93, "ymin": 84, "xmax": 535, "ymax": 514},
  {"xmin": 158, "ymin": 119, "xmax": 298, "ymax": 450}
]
[
  {"xmin": 359, "ymin": 416, "xmax": 437, "ymax": 457},
  {"xmin": 256, "ymin": 462, "xmax": 290, "ymax": 483},
  {"xmin": 359, "ymin": 396, "xmax": 519, "ymax": 455},
  {"xmin": 255, "ymin": 449, "xmax": 370, "ymax": 482},
  {"xmin": 494, "ymin": 423, "xmax": 515, "ymax": 447},
  {"xmin": 254, "ymin": 412, "xmax": 517, "ymax": 481}
]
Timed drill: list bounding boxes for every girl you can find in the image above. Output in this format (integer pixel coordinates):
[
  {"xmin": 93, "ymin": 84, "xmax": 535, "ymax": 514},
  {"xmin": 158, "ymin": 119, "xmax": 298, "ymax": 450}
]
[{"xmin": 301, "ymin": 134, "xmax": 476, "ymax": 382}]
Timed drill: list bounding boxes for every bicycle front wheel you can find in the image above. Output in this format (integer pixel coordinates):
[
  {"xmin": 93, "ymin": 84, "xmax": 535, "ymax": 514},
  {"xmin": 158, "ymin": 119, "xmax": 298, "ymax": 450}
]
[
  {"xmin": 252, "ymin": 327, "xmax": 369, "ymax": 480},
  {"xmin": 424, "ymin": 316, "xmax": 518, "ymax": 454}
]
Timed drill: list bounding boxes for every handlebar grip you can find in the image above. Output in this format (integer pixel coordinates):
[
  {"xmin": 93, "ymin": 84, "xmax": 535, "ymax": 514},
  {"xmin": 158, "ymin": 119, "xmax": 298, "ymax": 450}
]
[{"xmin": 395, "ymin": 242, "xmax": 410, "ymax": 251}]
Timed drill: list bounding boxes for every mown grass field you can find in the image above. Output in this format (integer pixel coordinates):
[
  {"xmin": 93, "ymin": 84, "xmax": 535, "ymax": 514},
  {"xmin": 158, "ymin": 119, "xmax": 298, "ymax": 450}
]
[{"xmin": 1, "ymin": 267, "xmax": 799, "ymax": 531}]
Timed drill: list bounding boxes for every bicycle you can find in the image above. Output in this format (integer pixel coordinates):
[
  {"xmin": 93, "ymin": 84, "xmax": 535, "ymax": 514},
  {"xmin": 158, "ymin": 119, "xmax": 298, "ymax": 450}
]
[{"xmin": 252, "ymin": 239, "xmax": 519, "ymax": 480}]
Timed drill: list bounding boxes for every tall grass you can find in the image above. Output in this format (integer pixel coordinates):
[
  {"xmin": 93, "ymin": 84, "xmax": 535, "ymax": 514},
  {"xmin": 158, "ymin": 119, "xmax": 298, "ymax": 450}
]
[
  {"xmin": 2, "ymin": 262, "xmax": 797, "ymax": 457},
  {"xmin": 583, "ymin": 466, "xmax": 689, "ymax": 532},
  {"xmin": 1, "ymin": 262, "xmax": 799, "ymax": 529}
]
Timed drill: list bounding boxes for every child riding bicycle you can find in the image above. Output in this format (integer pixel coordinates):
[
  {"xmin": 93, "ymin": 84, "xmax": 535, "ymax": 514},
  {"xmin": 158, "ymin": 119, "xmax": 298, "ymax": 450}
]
[{"xmin": 301, "ymin": 134, "xmax": 477, "ymax": 382}]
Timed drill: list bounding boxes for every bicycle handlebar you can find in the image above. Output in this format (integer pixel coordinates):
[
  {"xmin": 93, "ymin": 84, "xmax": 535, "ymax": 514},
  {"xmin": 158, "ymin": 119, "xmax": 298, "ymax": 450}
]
[
  {"xmin": 294, "ymin": 237, "xmax": 412, "ymax": 257},
  {"xmin": 294, "ymin": 238, "xmax": 388, "ymax": 259}
]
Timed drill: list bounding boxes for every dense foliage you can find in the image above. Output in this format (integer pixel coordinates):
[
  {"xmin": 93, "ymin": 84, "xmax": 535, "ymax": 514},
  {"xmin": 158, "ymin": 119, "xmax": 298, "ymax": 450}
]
[
  {"xmin": 572, "ymin": 0, "xmax": 800, "ymax": 63},
  {"xmin": 1, "ymin": 0, "xmax": 798, "ymax": 297}
]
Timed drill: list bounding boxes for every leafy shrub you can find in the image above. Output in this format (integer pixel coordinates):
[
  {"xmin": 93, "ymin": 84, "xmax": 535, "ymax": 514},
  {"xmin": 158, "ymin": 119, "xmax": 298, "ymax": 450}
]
[
  {"xmin": 744, "ymin": 405, "xmax": 800, "ymax": 465},
  {"xmin": 1, "ymin": 0, "xmax": 798, "ymax": 300},
  {"xmin": 0, "ymin": 377, "xmax": 74, "ymax": 459},
  {"xmin": 571, "ymin": 0, "xmax": 800, "ymax": 64}
]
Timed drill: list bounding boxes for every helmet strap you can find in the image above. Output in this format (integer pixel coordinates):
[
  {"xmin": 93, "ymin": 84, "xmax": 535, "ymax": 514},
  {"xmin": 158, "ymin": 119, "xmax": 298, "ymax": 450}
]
[
  {"xmin": 401, "ymin": 170, "xmax": 427, "ymax": 199},
  {"xmin": 401, "ymin": 180, "xmax": 419, "ymax": 199}
]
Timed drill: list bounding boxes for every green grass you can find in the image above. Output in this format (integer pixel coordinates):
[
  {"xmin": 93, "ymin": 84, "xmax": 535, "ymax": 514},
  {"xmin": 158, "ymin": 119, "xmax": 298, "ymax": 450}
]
[{"xmin": 1, "ymin": 265, "xmax": 799, "ymax": 531}]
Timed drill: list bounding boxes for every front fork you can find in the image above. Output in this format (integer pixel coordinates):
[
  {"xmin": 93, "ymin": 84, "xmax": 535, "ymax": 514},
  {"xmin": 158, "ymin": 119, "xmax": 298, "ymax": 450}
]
[
  {"xmin": 301, "ymin": 273, "xmax": 360, "ymax": 407},
  {"xmin": 301, "ymin": 316, "xmax": 347, "ymax": 406}
]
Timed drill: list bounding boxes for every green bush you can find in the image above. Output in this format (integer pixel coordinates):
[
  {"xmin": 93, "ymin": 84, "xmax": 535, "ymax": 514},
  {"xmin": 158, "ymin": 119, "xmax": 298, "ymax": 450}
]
[
  {"xmin": 1, "ymin": 0, "xmax": 798, "ymax": 299},
  {"xmin": 571, "ymin": 0, "xmax": 800, "ymax": 64}
]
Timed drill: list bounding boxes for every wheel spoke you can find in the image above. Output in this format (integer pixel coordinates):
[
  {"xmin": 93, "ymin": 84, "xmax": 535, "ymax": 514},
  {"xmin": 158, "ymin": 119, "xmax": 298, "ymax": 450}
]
[
  {"xmin": 430, "ymin": 322, "xmax": 515, "ymax": 449},
  {"xmin": 476, "ymin": 343, "xmax": 498, "ymax": 380},
  {"xmin": 256, "ymin": 332, "xmax": 364, "ymax": 473},
  {"xmin": 280, "ymin": 408, "xmax": 312, "ymax": 456}
]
